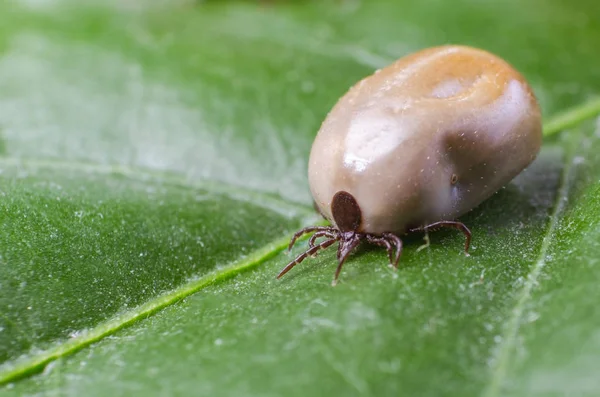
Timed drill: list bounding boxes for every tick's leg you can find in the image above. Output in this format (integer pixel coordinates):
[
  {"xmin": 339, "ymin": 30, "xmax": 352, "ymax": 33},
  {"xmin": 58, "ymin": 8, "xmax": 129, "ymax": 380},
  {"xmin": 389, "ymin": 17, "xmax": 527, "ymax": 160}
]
[
  {"xmin": 288, "ymin": 226, "xmax": 336, "ymax": 251},
  {"xmin": 308, "ymin": 231, "xmax": 338, "ymax": 249},
  {"xmin": 333, "ymin": 237, "xmax": 361, "ymax": 286},
  {"xmin": 383, "ymin": 233, "xmax": 403, "ymax": 269},
  {"xmin": 410, "ymin": 221, "xmax": 471, "ymax": 255},
  {"xmin": 277, "ymin": 238, "xmax": 337, "ymax": 279},
  {"xmin": 366, "ymin": 235, "xmax": 394, "ymax": 265}
]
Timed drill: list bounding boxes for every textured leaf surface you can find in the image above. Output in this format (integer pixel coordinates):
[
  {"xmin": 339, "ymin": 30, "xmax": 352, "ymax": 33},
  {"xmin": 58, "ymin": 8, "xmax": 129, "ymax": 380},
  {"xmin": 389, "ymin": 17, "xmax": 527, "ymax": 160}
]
[{"xmin": 1, "ymin": 0, "xmax": 600, "ymax": 396}]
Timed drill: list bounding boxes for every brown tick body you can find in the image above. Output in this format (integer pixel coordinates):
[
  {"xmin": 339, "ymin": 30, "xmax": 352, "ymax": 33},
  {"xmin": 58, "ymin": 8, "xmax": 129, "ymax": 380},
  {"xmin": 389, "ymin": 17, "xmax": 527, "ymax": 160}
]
[{"xmin": 278, "ymin": 45, "xmax": 542, "ymax": 285}]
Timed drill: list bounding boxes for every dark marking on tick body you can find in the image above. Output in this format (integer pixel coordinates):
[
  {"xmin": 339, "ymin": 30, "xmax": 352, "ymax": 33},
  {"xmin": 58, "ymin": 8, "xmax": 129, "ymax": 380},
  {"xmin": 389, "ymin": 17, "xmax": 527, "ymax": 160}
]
[{"xmin": 331, "ymin": 191, "xmax": 362, "ymax": 232}]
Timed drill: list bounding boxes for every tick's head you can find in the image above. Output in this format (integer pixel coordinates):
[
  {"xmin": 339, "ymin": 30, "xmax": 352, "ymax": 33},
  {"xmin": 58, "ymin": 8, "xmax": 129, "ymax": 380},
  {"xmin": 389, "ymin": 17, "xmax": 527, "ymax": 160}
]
[{"xmin": 278, "ymin": 190, "xmax": 405, "ymax": 284}]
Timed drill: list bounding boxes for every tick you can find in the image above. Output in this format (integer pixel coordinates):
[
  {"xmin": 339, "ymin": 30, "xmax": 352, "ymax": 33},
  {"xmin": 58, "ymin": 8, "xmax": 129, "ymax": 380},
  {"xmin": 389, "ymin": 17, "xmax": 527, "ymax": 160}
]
[{"xmin": 278, "ymin": 45, "xmax": 542, "ymax": 285}]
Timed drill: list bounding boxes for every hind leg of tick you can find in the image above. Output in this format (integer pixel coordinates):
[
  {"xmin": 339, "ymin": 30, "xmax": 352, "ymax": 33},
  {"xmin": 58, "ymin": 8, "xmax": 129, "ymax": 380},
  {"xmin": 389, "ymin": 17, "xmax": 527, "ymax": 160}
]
[
  {"xmin": 276, "ymin": 228, "xmax": 404, "ymax": 286},
  {"xmin": 409, "ymin": 221, "xmax": 472, "ymax": 256}
]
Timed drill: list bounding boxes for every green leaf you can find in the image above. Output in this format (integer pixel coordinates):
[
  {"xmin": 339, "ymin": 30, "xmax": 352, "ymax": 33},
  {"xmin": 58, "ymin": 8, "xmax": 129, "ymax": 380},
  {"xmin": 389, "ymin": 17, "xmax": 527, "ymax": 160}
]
[{"xmin": 1, "ymin": 0, "xmax": 600, "ymax": 396}]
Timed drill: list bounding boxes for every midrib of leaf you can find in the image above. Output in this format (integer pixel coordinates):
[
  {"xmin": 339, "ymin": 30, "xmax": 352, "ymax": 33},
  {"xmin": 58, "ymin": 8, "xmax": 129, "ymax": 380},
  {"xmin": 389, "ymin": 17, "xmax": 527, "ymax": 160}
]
[
  {"xmin": 0, "ymin": 98, "xmax": 598, "ymax": 389},
  {"xmin": 482, "ymin": 127, "xmax": 579, "ymax": 397},
  {"xmin": 543, "ymin": 97, "xmax": 600, "ymax": 137},
  {"xmin": 0, "ymin": 233, "xmax": 306, "ymax": 386}
]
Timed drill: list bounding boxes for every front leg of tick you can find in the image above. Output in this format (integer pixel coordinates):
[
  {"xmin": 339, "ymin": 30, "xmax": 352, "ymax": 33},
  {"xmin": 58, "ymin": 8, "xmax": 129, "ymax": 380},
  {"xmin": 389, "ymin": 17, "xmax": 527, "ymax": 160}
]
[
  {"xmin": 287, "ymin": 226, "xmax": 337, "ymax": 252},
  {"xmin": 409, "ymin": 221, "xmax": 471, "ymax": 256}
]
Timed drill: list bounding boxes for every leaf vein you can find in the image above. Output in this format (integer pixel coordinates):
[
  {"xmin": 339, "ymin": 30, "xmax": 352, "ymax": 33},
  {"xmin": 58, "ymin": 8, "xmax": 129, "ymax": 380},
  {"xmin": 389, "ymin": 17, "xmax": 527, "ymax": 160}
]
[
  {"xmin": 0, "ymin": 232, "xmax": 303, "ymax": 386},
  {"xmin": 482, "ymin": 132, "xmax": 578, "ymax": 397}
]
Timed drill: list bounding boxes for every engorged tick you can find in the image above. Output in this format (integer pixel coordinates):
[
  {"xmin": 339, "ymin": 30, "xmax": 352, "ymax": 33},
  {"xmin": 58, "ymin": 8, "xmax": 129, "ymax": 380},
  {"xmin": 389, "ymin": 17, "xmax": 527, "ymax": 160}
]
[{"xmin": 277, "ymin": 45, "xmax": 542, "ymax": 285}]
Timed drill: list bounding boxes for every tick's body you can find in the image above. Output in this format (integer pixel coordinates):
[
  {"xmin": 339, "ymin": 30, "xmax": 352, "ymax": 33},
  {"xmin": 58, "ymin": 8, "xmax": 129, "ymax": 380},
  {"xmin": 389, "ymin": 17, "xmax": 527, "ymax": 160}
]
[{"xmin": 278, "ymin": 45, "xmax": 542, "ymax": 284}]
